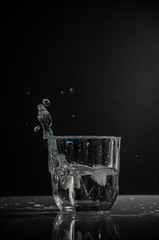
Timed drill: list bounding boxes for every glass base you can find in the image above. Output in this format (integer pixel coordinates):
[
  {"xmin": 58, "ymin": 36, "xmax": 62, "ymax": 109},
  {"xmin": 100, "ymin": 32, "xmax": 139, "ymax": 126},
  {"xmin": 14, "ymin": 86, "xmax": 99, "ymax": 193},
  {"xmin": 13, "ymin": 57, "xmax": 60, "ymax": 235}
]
[{"xmin": 53, "ymin": 189, "xmax": 118, "ymax": 212}]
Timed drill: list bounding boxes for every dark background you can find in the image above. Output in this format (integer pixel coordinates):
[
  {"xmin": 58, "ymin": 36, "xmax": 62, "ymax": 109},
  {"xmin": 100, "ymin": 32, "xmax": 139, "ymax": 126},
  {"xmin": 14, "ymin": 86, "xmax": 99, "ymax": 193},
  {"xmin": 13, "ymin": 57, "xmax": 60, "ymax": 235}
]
[{"xmin": 1, "ymin": 3, "xmax": 159, "ymax": 195}]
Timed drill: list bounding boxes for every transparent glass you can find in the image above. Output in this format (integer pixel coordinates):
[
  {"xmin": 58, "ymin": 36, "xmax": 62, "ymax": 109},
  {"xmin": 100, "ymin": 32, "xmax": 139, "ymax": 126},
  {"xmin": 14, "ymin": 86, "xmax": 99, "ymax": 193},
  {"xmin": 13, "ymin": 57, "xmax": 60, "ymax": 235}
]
[{"xmin": 48, "ymin": 136, "xmax": 121, "ymax": 212}]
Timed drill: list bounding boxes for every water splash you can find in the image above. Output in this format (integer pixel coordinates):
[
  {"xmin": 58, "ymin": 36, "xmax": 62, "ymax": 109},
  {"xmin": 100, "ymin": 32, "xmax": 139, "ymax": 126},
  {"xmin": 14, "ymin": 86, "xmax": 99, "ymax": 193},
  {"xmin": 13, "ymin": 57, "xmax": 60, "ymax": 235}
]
[
  {"xmin": 70, "ymin": 88, "xmax": 75, "ymax": 93},
  {"xmin": 37, "ymin": 103, "xmax": 53, "ymax": 139},
  {"xmin": 42, "ymin": 98, "xmax": 51, "ymax": 107},
  {"xmin": 34, "ymin": 126, "xmax": 40, "ymax": 132}
]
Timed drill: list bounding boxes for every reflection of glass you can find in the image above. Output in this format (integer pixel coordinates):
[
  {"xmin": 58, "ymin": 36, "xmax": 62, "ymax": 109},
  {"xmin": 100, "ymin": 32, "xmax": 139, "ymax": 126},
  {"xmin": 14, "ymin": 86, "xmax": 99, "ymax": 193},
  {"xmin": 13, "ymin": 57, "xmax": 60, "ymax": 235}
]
[
  {"xmin": 49, "ymin": 136, "xmax": 121, "ymax": 211},
  {"xmin": 52, "ymin": 213, "xmax": 119, "ymax": 240}
]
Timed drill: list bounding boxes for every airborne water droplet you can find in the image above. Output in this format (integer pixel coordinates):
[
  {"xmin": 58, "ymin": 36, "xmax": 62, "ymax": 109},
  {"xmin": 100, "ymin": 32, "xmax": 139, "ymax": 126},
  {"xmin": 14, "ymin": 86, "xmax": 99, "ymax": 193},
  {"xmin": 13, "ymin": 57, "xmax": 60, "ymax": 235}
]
[
  {"xmin": 42, "ymin": 98, "xmax": 51, "ymax": 107},
  {"xmin": 34, "ymin": 126, "xmax": 41, "ymax": 132},
  {"xmin": 60, "ymin": 90, "xmax": 64, "ymax": 95},
  {"xmin": 70, "ymin": 88, "xmax": 75, "ymax": 93},
  {"xmin": 72, "ymin": 114, "xmax": 75, "ymax": 118}
]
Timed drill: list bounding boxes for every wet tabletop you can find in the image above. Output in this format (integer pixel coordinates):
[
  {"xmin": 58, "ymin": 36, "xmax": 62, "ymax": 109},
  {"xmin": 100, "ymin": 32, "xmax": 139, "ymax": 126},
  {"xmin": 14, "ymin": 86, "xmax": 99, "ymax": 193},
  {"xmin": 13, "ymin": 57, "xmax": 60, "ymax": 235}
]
[{"xmin": 0, "ymin": 195, "xmax": 159, "ymax": 240}]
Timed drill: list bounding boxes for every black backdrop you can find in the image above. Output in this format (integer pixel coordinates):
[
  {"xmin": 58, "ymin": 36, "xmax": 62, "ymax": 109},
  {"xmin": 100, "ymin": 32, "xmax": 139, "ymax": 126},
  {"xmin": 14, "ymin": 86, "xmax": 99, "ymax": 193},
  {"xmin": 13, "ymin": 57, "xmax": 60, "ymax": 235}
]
[{"xmin": 2, "ymin": 3, "xmax": 159, "ymax": 195}]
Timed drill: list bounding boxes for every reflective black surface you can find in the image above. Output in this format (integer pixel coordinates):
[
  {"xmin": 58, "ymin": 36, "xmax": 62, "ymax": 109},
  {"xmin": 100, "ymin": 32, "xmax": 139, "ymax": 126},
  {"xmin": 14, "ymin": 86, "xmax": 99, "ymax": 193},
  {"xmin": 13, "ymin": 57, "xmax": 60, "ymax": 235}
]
[{"xmin": 0, "ymin": 196, "xmax": 159, "ymax": 239}]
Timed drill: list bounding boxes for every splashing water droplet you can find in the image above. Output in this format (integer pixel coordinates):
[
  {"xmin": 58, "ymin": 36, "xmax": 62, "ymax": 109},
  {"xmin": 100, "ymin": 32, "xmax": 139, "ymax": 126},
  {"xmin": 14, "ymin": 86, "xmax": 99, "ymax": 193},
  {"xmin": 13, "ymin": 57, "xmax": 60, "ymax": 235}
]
[
  {"xmin": 42, "ymin": 98, "xmax": 51, "ymax": 107},
  {"xmin": 60, "ymin": 90, "xmax": 64, "ymax": 95},
  {"xmin": 37, "ymin": 104, "xmax": 53, "ymax": 139},
  {"xmin": 34, "ymin": 126, "xmax": 41, "ymax": 132},
  {"xmin": 70, "ymin": 88, "xmax": 75, "ymax": 93}
]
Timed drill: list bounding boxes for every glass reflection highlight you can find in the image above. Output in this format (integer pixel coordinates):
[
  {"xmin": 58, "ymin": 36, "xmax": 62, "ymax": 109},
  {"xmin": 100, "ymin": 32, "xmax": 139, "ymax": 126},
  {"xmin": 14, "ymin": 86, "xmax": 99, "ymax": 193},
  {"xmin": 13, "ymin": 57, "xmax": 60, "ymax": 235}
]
[{"xmin": 52, "ymin": 212, "xmax": 119, "ymax": 240}]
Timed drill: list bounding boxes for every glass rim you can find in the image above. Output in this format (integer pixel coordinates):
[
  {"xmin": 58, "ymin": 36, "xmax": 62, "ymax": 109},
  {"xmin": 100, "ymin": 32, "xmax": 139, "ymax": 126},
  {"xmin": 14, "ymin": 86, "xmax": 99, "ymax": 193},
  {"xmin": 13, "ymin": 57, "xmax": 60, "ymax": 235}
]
[{"xmin": 54, "ymin": 136, "xmax": 121, "ymax": 140}]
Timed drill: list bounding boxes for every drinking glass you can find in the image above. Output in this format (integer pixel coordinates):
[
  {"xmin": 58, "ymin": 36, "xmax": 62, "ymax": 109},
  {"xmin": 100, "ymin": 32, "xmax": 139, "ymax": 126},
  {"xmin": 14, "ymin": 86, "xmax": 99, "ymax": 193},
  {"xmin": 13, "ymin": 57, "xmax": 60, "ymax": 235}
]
[{"xmin": 48, "ymin": 136, "xmax": 121, "ymax": 212}]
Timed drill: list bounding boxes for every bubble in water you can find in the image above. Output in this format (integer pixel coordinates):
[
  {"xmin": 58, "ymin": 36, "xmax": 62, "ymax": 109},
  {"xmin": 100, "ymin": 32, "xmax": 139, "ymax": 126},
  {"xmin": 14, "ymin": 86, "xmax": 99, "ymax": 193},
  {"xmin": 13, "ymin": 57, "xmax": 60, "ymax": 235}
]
[
  {"xmin": 42, "ymin": 98, "xmax": 51, "ymax": 107},
  {"xmin": 60, "ymin": 90, "xmax": 64, "ymax": 95},
  {"xmin": 34, "ymin": 126, "xmax": 41, "ymax": 132},
  {"xmin": 70, "ymin": 88, "xmax": 75, "ymax": 93}
]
